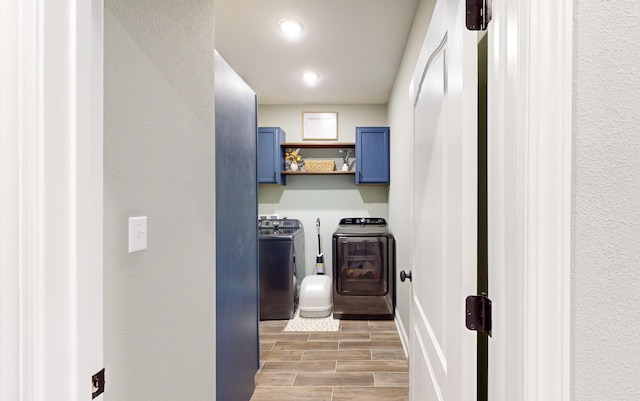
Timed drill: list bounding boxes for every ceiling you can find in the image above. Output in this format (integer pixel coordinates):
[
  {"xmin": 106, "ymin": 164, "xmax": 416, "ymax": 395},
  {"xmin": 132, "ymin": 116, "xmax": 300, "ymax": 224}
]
[{"xmin": 215, "ymin": 0, "xmax": 419, "ymax": 105}]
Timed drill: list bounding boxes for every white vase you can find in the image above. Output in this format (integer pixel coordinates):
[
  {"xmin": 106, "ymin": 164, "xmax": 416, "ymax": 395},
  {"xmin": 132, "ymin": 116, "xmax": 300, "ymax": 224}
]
[
  {"xmin": 290, "ymin": 162, "xmax": 298, "ymax": 171},
  {"xmin": 341, "ymin": 163, "xmax": 349, "ymax": 171}
]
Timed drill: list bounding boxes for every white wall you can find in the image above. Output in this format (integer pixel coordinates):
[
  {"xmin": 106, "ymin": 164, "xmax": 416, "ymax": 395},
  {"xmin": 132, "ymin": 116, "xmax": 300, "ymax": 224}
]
[
  {"xmin": 572, "ymin": 1, "xmax": 640, "ymax": 399},
  {"xmin": 387, "ymin": 0, "xmax": 436, "ymax": 336},
  {"xmin": 104, "ymin": 1, "xmax": 216, "ymax": 400},
  {"xmin": 258, "ymin": 104, "xmax": 389, "ymax": 277}
]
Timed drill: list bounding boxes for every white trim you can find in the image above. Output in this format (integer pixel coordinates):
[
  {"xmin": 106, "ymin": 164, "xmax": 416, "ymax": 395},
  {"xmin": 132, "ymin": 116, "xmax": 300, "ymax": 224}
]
[
  {"xmin": 74, "ymin": 1, "xmax": 104, "ymax": 399},
  {"xmin": 1, "ymin": 3, "xmax": 22, "ymax": 400},
  {"xmin": 19, "ymin": 1, "xmax": 47, "ymax": 399},
  {"xmin": 486, "ymin": 1, "xmax": 527, "ymax": 399},
  {"xmin": 525, "ymin": 1, "xmax": 572, "ymax": 399},
  {"xmin": 395, "ymin": 308, "xmax": 410, "ymax": 359},
  {"xmin": 487, "ymin": 0, "xmax": 572, "ymax": 400},
  {"xmin": 1, "ymin": 1, "xmax": 103, "ymax": 400}
]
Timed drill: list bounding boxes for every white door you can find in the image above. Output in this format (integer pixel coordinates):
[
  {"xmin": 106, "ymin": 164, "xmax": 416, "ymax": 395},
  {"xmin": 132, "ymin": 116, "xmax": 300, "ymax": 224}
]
[{"xmin": 409, "ymin": 0, "xmax": 478, "ymax": 399}]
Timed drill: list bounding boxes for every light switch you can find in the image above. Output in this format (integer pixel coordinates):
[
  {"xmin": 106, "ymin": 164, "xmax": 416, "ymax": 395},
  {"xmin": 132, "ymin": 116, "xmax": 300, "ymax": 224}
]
[{"xmin": 128, "ymin": 216, "xmax": 147, "ymax": 253}]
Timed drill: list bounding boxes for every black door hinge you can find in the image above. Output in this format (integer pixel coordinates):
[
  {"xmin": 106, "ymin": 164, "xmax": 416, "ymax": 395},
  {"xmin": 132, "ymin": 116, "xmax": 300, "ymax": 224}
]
[
  {"xmin": 466, "ymin": 0, "xmax": 492, "ymax": 31},
  {"xmin": 465, "ymin": 293, "xmax": 492, "ymax": 337},
  {"xmin": 92, "ymin": 368, "xmax": 105, "ymax": 399}
]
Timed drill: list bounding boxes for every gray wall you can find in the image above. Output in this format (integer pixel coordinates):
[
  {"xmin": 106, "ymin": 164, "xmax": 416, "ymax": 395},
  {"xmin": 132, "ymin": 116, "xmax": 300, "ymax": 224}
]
[
  {"xmin": 258, "ymin": 104, "xmax": 389, "ymax": 277},
  {"xmin": 572, "ymin": 1, "xmax": 640, "ymax": 399},
  {"xmin": 104, "ymin": 1, "xmax": 216, "ymax": 400},
  {"xmin": 387, "ymin": 0, "xmax": 435, "ymax": 338}
]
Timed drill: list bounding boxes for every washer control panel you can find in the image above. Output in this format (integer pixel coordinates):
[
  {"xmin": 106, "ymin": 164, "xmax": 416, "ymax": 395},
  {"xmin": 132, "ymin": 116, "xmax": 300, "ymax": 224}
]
[{"xmin": 259, "ymin": 219, "xmax": 302, "ymax": 229}]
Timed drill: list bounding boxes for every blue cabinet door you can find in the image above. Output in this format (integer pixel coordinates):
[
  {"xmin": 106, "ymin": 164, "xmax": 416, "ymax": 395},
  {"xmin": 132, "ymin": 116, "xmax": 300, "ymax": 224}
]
[
  {"xmin": 257, "ymin": 127, "xmax": 285, "ymax": 184},
  {"xmin": 215, "ymin": 51, "xmax": 259, "ymax": 401},
  {"xmin": 356, "ymin": 127, "xmax": 390, "ymax": 184}
]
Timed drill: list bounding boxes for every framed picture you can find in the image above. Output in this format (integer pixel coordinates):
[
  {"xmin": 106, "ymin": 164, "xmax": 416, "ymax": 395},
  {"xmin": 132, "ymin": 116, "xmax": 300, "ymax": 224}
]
[{"xmin": 302, "ymin": 112, "xmax": 338, "ymax": 140}]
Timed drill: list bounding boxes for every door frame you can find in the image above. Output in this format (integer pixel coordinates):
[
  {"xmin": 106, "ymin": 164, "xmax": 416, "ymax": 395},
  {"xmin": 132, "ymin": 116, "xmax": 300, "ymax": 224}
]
[
  {"xmin": 487, "ymin": 0, "xmax": 572, "ymax": 399},
  {"xmin": 0, "ymin": 1, "xmax": 104, "ymax": 400}
]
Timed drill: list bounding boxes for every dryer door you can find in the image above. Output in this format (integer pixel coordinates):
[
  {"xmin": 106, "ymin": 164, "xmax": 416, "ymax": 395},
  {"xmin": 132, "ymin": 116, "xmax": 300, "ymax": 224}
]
[{"xmin": 335, "ymin": 236, "xmax": 388, "ymax": 296}]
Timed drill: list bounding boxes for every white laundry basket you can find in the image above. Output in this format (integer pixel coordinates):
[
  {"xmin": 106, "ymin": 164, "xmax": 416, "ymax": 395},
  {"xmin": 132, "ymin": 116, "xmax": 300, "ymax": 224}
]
[{"xmin": 298, "ymin": 275, "xmax": 333, "ymax": 318}]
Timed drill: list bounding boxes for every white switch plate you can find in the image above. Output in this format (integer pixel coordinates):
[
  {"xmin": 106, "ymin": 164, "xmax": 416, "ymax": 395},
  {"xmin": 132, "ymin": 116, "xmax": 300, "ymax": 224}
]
[{"xmin": 128, "ymin": 216, "xmax": 147, "ymax": 253}]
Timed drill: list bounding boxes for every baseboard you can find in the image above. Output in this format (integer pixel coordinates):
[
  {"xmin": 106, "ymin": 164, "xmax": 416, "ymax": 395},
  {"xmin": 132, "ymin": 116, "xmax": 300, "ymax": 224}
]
[{"xmin": 394, "ymin": 309, "xmax": 409, "ymax": 359}]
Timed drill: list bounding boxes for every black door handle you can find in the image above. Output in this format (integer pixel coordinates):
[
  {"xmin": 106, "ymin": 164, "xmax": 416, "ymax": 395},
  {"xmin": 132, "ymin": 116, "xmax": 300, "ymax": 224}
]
[{"xmin": 400, "ymin": 270, "xmax": 412, "ymax": 282}]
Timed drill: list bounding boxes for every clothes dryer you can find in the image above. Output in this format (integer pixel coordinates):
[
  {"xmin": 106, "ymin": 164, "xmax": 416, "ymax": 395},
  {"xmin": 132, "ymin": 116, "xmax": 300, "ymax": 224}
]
[{"xmin": 332, "ymin": 218, "xmax": 395, "ymax": 319}]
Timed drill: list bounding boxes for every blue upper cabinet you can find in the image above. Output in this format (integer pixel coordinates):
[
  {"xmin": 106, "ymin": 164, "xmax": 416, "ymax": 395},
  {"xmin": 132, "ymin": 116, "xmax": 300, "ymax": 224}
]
[
  {"xmin": 257, "ymin": 127, "xmax": 286, "ymax": 185},
  {"xmin": 356, "ymin": 126, "xmax": 390, "ymax": 184}
]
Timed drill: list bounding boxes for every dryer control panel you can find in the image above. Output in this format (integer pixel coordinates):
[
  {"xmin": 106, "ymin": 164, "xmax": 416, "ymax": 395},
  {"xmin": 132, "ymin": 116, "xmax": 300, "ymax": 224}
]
[{"xmin": 339, "ymin": 217, "xmax": 387, "ymax": 225}]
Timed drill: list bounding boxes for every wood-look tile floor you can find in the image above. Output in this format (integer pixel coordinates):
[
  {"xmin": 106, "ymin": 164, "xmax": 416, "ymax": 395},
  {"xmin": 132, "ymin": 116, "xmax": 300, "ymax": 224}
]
[{"xmin": 250, "ymin": 319, "xmax": 408, "ymax": 401}]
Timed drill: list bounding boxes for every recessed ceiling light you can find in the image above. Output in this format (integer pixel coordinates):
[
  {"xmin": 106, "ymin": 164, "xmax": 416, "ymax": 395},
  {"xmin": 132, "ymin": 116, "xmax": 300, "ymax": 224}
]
[
  {"xmin": 301, "ymin": 71, "xmax": 319, "ymax": 82},
  {"xmin": 277, "ymin": 18, "xmax": 303, "ymax": 37}
]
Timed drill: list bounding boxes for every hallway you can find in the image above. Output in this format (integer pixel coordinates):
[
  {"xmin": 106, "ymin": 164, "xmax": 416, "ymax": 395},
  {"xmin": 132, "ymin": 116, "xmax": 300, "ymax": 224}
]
[{"xmin": 251, "ymin": 319, "xmax": 409, "ymax": 401}]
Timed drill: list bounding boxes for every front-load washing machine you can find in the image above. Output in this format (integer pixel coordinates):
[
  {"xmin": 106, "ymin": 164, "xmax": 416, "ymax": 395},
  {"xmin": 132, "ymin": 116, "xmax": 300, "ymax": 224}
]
[{"xmin": 258, "ymin": 219, "xmax": 305, "ymax": 320}]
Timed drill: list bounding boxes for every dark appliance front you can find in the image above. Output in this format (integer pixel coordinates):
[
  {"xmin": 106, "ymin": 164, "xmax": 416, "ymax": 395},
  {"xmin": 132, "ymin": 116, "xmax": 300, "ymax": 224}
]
[
  {"xmin": 258, "ymin": 219, "xmax": 305, "ymax": 320},
  {"xmin": 332, "ymin": 218, "xmax": 395, "ymax": 320}
]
